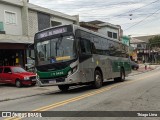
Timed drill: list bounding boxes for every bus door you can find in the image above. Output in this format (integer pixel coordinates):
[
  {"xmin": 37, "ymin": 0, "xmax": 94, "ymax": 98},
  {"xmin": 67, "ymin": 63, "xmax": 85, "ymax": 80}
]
[{"xmin": 79, "ymin": 38, "xmax": 93, "ymax": 82}]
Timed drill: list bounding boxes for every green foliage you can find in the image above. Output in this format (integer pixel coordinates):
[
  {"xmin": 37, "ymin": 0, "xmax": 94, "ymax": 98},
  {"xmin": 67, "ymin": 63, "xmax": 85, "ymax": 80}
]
[{"xmin": 149, "ymin": 35, "xmax": 160, "ymax": 45}]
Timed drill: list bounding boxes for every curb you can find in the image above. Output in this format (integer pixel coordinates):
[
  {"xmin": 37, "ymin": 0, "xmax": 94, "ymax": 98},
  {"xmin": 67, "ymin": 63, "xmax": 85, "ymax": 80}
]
[
  {"xmin": 0, "ymin": 90, "xmax": 59, "ymax": 103},
  {"xmin": 129, "ymin": 67, "xmax": 158, "ymax": 76}
]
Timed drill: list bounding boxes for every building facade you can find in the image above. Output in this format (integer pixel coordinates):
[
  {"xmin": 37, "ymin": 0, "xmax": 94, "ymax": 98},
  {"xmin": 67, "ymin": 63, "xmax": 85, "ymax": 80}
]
[
  {"xmin": 0, "ymin": 0, "xmax": 79, "ymax": 68},
  {"xmin": 130, "ymin": 38, "xmax": 149, "ymax": 63},
  {"xmin": 134, "ymin": 35, "xmax": 160, "ymax": 63},
  {"xmin": 80, "ymin": 20, "xmax": 123, "ymax": 41}
]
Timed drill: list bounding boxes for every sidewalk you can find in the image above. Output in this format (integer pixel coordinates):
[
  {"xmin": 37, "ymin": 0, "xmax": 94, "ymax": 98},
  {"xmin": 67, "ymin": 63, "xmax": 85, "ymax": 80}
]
[{"xmin": 129, "ymin": 64, "xmax": 160, "ymax": 76}]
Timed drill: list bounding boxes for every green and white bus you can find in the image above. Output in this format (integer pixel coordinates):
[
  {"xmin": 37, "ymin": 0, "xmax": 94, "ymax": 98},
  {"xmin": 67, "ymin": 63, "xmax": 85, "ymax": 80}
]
[{"xmin": 34, "ymin": 24, "xmax": 131, "ymax": 91}]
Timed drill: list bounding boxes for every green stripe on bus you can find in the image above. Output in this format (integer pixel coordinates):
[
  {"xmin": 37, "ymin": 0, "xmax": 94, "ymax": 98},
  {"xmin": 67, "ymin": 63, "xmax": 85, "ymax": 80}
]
[
  {"xmin": 37, "ymin": 66, "xmax": 71, "ymax": 79},
  {"xmin": 112, "ymin": 61, "xmax": 131, "ymax": 72}
]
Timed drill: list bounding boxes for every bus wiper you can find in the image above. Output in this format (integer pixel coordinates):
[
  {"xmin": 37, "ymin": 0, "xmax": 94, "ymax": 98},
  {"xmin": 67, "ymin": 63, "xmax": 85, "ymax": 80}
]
[
  {"xmin": 56, "ymin": 36, "xmax": 63, "ymax": 56},
  {"xmin": 56, "ymin": 37, "xmax": 63, "ymax": 49}
]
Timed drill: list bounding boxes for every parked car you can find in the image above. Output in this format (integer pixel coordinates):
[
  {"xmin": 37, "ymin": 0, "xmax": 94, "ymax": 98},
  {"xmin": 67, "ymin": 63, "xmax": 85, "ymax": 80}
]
[
  {"xmin": 130, "ymin": 61, "xmax": 139, "ymax": 70},
  {"xmin": 0, "ymin": 66, "xmax": 37, "ymax": 87}
]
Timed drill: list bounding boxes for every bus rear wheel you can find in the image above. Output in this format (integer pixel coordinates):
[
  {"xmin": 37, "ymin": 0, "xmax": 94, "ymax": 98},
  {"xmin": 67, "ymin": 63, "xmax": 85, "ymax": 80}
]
[
  {"xmin": 93, "ymin": 70, "xmax": 103, "ymax": 89},
  {"xmin": 58, "ymin": 85, "xmax": 69, "ymax": 92},
  {"xmin": 114, "ymin": 68, "xmax": 125, "ymax": 82}
]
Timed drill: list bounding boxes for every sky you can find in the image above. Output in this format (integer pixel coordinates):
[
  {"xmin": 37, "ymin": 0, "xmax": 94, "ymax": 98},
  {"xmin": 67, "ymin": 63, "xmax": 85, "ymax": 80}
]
[{"xmin": 29, "ymin": 0, "xmax": 160, "ymax": 37}]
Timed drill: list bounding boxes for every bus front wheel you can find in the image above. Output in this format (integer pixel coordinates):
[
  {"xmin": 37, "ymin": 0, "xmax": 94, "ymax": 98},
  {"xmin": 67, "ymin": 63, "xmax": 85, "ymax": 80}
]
[
  {"xmin": 93, "ymin": 70, "xmax": 103, "ymax": 89},
  {"xmin": 58, "ymin": 85, "xmax": 69, "ymax": 92}
]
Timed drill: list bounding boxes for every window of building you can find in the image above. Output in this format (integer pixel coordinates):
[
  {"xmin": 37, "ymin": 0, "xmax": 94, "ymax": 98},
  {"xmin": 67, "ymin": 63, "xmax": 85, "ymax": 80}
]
[
  {"xmin": 108, "ymin": 31, "xmax": 112, "ymax": 38},
  {"xmin": 51, "ymin": 21, "xmax": 62, "ymax": 27},
  {"xmin": 0, "ymin": 22, "xmax": 4, "ymax": 31},
  {"xmin": 5, "ymin": 11, "xmax": 17, "ymax": 24},
  {"xmin": 113, "ymin": 33, "xmax": 118, "ymax": 39}
]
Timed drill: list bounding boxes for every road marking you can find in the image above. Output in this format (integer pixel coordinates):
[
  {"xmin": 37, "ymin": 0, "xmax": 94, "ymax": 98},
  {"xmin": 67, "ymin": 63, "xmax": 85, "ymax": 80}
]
[{"xmin": 4, "ymin": 71, "xmax": 160, "ymax": 120}]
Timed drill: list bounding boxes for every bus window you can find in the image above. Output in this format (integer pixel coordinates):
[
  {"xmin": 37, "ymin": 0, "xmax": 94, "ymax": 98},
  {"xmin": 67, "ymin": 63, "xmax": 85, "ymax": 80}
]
[{"xmin": 80, "ymin": 39, "xmax": 91, "ymax": 54}]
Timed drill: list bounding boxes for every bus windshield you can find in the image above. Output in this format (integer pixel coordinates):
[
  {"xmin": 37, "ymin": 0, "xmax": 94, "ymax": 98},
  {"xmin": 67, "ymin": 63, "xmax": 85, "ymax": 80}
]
[{"xmin": 36, "ymin": 35, "xmax": 76, "ymax": 65}]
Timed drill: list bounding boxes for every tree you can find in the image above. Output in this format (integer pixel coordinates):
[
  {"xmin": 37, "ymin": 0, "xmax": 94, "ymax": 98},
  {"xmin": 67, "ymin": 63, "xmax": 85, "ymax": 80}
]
[
  {"xmin": 149, "ymin": 35, "xmax": 160, "ymax": 63},
  {"xmin": 149, "ymin": 35, "xmax": 160, "ymax": 48}
]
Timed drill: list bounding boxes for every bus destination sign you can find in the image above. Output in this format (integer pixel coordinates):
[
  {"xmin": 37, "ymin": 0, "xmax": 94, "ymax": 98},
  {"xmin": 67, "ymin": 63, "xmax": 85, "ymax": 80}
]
[{"xmin": 36, "ymin": 27, "xmax": 67, "ymax": 39}]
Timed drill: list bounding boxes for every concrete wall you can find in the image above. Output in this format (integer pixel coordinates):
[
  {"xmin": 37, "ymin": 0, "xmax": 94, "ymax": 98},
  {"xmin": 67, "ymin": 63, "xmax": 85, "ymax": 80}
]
[
  {"xmin": 0, "ymin": 3, "xmax": 22, "ymax": 35},
  {"xmin": 28, "ymin": 10, "xmax": 38, "ymax": 36},
  {"xmin": 98, "ymin": 27, "xmax": 119, "ymax": 40},
  {"xmin": 51, "ymin": 16, "xmax": 75, "ymax": 25},
  {"xmin": 28, "ymin": 11, "xmax": 75, "ymax": 37}
]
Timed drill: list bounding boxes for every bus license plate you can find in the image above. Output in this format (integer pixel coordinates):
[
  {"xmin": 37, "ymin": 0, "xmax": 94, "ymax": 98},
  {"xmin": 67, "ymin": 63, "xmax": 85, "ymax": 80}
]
[{"xmin": 49, "ymin": 81, "xmax": 56, "ymax": 84}]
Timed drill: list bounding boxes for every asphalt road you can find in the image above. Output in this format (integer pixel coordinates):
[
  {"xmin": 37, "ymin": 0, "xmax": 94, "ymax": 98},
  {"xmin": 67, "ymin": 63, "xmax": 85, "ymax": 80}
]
[{"xmin": 0, "ymin": 67, "xmax": 160, "ymax": 120}]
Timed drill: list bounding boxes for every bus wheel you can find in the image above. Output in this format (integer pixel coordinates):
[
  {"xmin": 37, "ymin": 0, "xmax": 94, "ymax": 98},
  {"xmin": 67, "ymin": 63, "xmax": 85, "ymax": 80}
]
[
  {"xmin": 58, "ymin": 85, "xmax": 69, "ymax": 92},
  {"xmin": 114, "ymin": 68, "xmax": 125, "ymax": 82},
  {"xmin": 120, "ymin": 68, "xmax": 125, "ymax": 82},
  {"xmin": 93, "ymin": 70, "xmax": 103, "ymax": 89}
]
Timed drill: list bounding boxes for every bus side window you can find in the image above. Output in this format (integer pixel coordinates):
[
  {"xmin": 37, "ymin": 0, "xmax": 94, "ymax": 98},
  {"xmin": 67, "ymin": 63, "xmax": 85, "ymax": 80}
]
[{"xmin": 80, "ymin": 38, "xmax": 91, "ymax": 54}]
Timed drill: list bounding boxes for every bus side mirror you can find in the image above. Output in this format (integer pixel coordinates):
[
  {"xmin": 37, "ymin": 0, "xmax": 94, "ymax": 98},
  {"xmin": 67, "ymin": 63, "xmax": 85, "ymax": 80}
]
[{"xmin": 29, "ymin": 49, "xmax": 35, "ymax": 60}]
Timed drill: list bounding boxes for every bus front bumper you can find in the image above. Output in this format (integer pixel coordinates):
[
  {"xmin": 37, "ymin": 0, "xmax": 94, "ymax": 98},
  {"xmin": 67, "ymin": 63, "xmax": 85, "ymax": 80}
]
[{"xmin": 36, "ymin": 74, "xmax": 80, "ymax": 87}]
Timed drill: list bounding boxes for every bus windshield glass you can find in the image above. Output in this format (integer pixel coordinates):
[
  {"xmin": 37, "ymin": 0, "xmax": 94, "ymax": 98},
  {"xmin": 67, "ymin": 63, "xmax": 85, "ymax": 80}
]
[{"xmin": 36, "ymin": 35, "xmax": 76, "ymax": 65}]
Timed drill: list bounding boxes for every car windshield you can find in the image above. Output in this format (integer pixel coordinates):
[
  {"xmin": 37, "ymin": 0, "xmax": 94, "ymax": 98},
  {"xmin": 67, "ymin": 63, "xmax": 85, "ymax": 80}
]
[
  {"xmin": 36, "ymin": 35, "xmax": 76, "ymax": 65},
  {"xmin": 12, "ymin": 67, "xmax": 27, "ymax": 73}
]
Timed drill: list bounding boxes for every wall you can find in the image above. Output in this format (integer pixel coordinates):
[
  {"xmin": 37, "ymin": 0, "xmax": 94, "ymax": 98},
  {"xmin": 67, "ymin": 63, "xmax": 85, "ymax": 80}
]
[
  {"xmin": 28, "ymin": 11, "xmax": 75, "ymax": 36},
  {"xmin": 51, "ymin": 16, "xmax": 75, "ymax": 26},
  {"xmin": 0, "ymin": 3, "xmax": 22, "ymax": 35},
  {"xmin": 28, "ymin": 10, "xmax": 38, "ymax": 36},
  {"xmin": 98, "ymin": 26, "xmax": 119, "ymax": 40}
]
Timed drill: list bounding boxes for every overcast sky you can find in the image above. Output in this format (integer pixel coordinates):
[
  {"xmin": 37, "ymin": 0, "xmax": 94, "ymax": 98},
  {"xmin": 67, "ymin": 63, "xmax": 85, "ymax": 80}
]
[{"xmin": 29, "ymin": 0, "xmax": 160, "ymax": 37}]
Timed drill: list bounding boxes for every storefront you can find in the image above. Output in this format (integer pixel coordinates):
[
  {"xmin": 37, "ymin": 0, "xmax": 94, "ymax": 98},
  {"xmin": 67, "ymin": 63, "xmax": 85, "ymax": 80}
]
[{"xmin": 0, "ymin": 43, "xmax": 27, "ymax": 68}]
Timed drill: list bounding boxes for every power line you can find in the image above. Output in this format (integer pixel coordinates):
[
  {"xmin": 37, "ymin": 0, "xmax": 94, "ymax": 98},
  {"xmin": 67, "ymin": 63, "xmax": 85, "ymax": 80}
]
[
  {"xmin": 34, "ymin": 1, "xmax": 139, "ymax": 9},
  {"xmin": 80, "ymin": 13, "xmax": 160, "ymax": 18},
  {"xmin": 124, "ymin": 8, "xmax": 160, "ymax": 31},
  {"xmin": 29, "ymin": 0, "xmax": 160, "ymax": 21},
  {"xmin": 129, "ymin": 13, "xmax": 160, "ymax": 27},
  {"xmin": 115, "ymin": 0, "xmax": 160, "ymax": 17}
]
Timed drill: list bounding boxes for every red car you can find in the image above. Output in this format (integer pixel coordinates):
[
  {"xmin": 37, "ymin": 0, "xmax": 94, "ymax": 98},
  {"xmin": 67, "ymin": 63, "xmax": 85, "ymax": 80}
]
[{"xmin": 0, "ymin": 66, "xmax": 37, "ymax": 87}]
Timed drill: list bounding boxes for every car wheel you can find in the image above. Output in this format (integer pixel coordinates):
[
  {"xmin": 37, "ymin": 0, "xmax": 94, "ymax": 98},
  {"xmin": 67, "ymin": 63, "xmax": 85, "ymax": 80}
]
[
  {"xmin": 92, "ymin": 70, "xmax": 103, "ymax": 89},
  {"xmin": 31, "ymin": 83, "xmax": 36, "ymax": 86},
  {"xmin": 15, "ymin": 80, "xmax": 22, "ymax": 88}
]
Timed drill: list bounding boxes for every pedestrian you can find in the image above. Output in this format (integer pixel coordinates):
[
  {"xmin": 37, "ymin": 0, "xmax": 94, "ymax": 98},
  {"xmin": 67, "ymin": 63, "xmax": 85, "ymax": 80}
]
[{"xmin": 144, "ymin": 60, "xmax": 147, "ymax": 70}]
